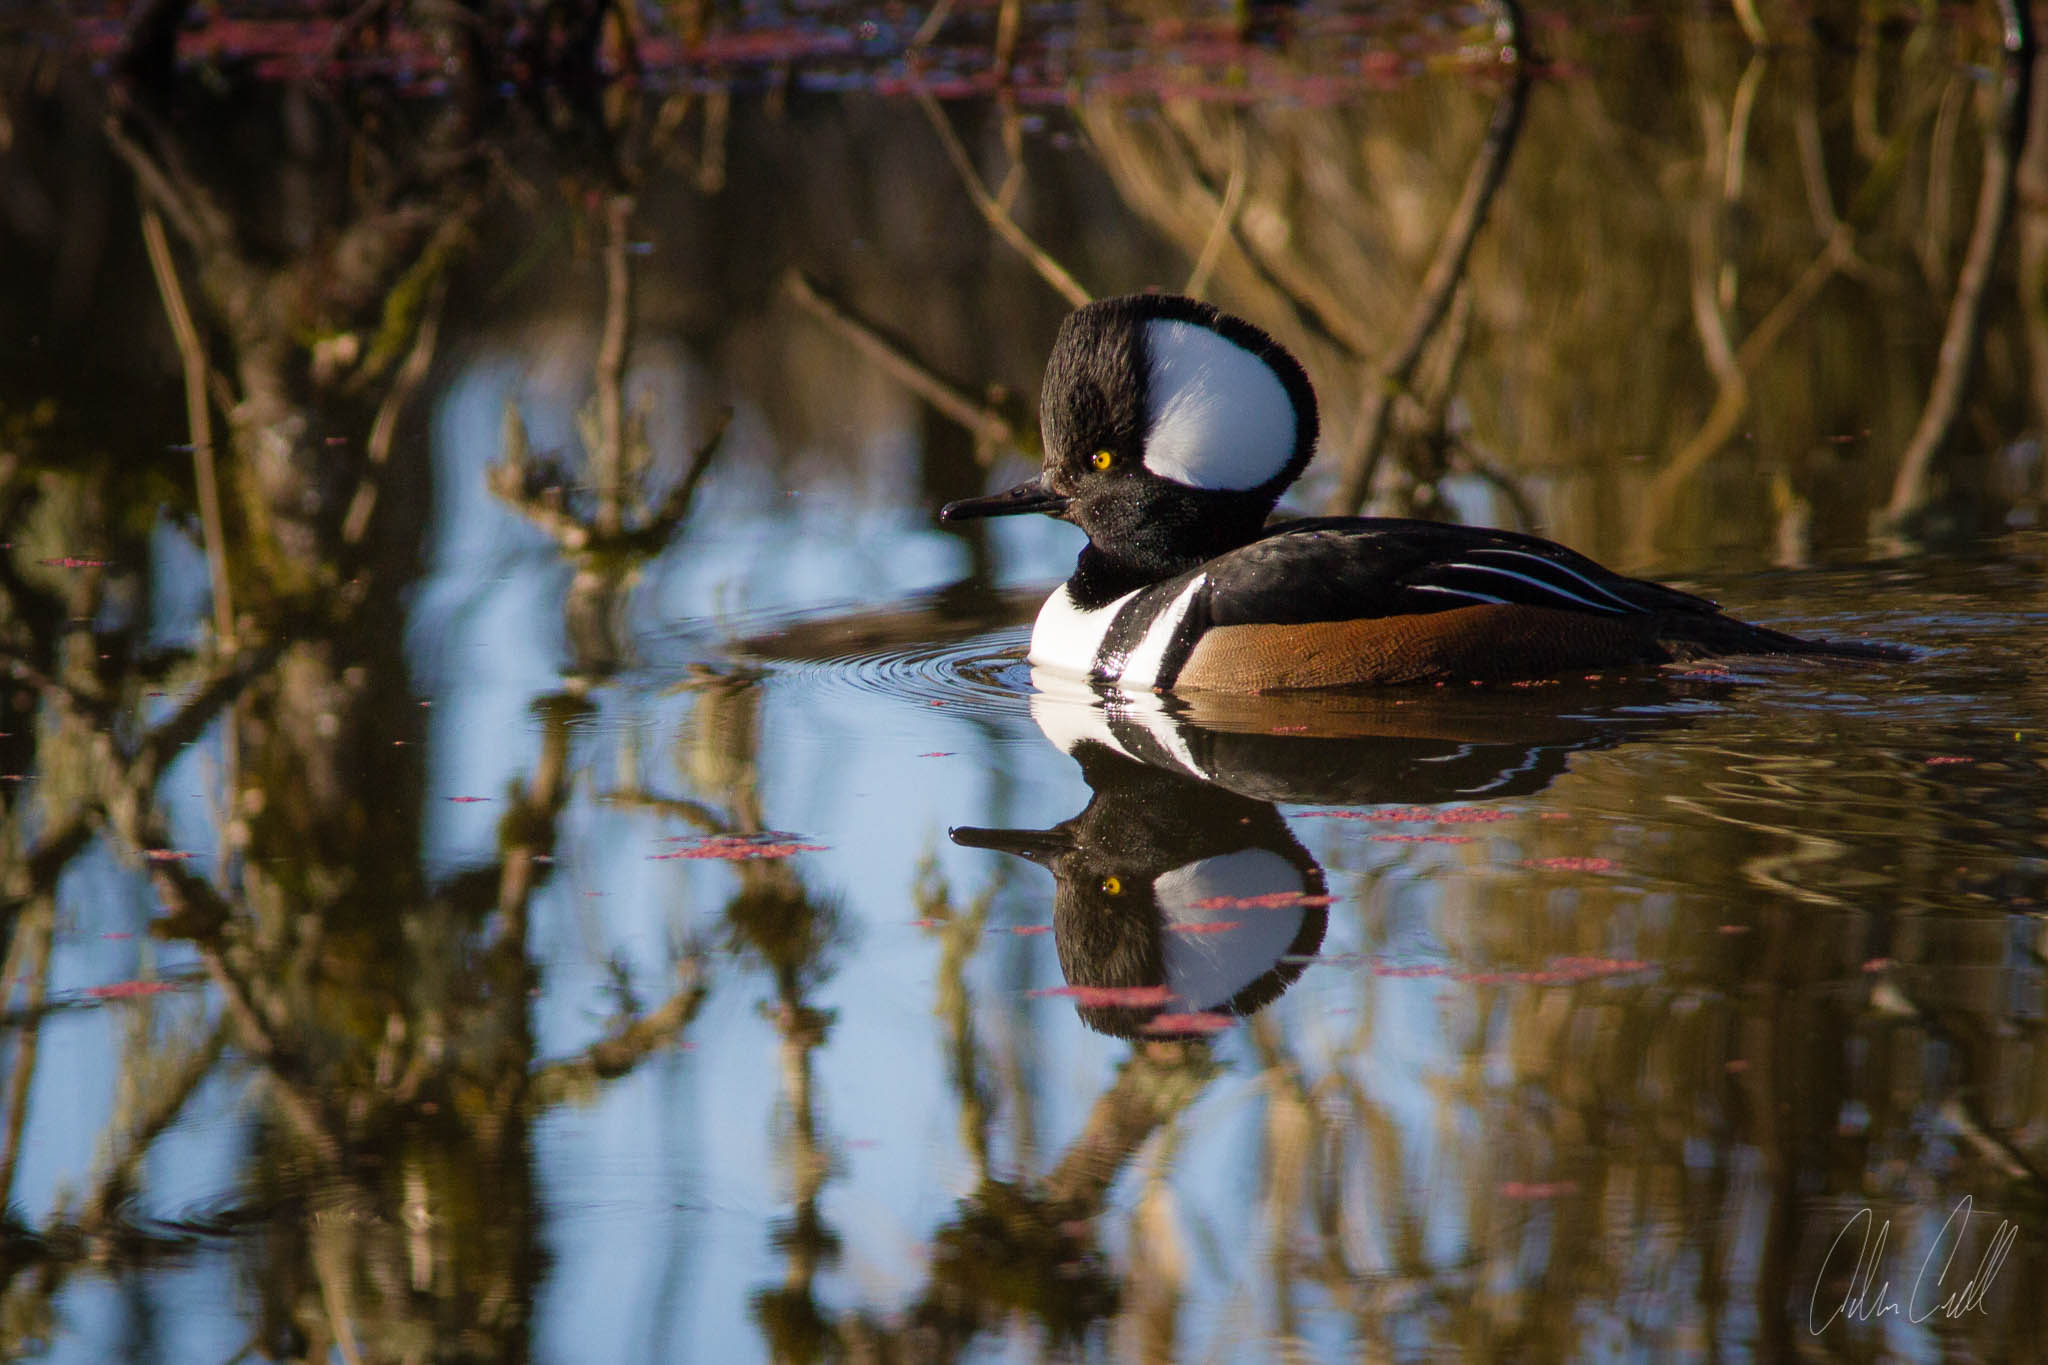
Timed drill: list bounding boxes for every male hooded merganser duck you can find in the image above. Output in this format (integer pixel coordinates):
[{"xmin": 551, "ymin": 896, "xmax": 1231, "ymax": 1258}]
[{"xmin": 941, "ymin": 293, "xmax": 1905, "ymax": 691}]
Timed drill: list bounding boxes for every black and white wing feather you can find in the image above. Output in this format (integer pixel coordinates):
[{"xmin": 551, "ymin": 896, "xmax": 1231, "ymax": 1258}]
[{"xmin": 1201, "ymin": 517, "xmax": 1719, "ymax": 627}]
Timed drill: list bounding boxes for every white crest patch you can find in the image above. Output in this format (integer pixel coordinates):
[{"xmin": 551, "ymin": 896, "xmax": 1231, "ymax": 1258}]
[{"xmin": 1141, "ymin": 318, "xmax": 1298, "ymax": 490}]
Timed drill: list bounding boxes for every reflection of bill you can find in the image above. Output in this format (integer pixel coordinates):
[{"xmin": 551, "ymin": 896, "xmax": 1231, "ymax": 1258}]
[{"xmin": 1807, "ymin": 1196, "xmax": 2018, "ymax": 1333}]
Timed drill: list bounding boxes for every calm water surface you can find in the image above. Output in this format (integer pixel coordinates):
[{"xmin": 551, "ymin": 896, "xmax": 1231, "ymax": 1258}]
[{"xmin": 4, "ymin": 4, "xmax": 2048, "ymax": 1362}]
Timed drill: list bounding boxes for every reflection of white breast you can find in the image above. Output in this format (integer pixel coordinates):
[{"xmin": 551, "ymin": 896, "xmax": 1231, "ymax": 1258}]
[{"xmin": 1154, "ymin": 849, "xmax": 1307, "ymax": 1012}]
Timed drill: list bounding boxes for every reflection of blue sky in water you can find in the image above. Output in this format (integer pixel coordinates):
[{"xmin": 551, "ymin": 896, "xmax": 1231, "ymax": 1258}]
[
  {"xmin": 27, "ymin": 333, "xmax": 1929, "ymax": 1359},
  {"xmin": 407, "ymin": 347, "xmax": 1123, "ymax": 1354},
  {"xmin": 5, "ymin": 339, "xmax": 1545, "ymax": 1360},
  {"xmin": 404, "ymin": 345, "xmax": 1485, "ymax": 1354}
]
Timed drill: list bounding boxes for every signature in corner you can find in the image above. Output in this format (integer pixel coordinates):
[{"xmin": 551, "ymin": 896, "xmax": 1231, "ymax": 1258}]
[{"xmin": 1809, "ymin": 1195, "xmax": 2019, "ymax": 1334}]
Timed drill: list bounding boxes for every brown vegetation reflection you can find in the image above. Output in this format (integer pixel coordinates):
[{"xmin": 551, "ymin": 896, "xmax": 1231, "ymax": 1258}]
[{"xmin": 0, "ymin": 1, "xmax": 2045, "ymax": 1361}]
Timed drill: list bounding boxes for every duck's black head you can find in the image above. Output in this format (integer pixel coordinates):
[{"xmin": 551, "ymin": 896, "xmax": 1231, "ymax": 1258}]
[{"xmin": 941, "ymin": 294, "xmax": 1319, "ymax": 592}]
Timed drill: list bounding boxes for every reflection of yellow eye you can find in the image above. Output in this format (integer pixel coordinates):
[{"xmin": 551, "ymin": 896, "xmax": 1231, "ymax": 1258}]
[
  {"xmin": 1090, "ymin": 449, "xmax": 1116, "ymax": 472},
  {"xmin": 1101, "ymin": 876, "xmax": 1123, "ymax": 895}
]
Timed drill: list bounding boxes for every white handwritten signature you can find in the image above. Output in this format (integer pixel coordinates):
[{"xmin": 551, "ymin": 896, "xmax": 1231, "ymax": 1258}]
[{"xmin": 1809, "ymin": 1195, "xmax": 2018, "ymax": 1333}]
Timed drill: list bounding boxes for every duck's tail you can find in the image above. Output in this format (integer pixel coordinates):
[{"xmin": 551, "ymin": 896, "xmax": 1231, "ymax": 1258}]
[{"xmin": 1658, "ymin": 613, "xmax": 1913, "ymax": 663}]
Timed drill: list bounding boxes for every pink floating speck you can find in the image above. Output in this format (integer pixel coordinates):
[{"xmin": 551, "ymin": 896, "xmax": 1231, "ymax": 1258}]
[
  {"xmin": 1028, "ymin": 984, "xmax": 1173, "ymax": 1007},
  {"xmin": 1145, "ymin": 1011, "xmax": 1234, "ymax": 1034},
  {"xmin": 1519, "ymin": 856, "xmax": 1615, "ymax": 872},
  {"xmin": 85, "ymin": 980, "xmax": 178, "ymax": 1000}
]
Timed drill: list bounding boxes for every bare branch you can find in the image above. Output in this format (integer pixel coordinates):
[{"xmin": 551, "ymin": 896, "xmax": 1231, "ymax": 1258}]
[
  {"xmin": 783, "ymin": 269, "xmax": 1019, "ymax": 457},
  {"xmin": 1885, "ymin": 2, "xmax": 2035, "ymax": 530},
  {"xmin": 1183, "ymin": 118, "xmax": 1247, "ymax": 300},
  {"xmin": 915, "ymin": 89, "xmax": 1092, "ymax": 308},
  {"xmin": 1327, "ymin": 0, "xmax": 1530, "ymax": 514}
]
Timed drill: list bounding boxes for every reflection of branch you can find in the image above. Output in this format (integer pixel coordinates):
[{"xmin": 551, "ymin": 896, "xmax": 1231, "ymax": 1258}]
[
  {"xmin": 595, "ymin": 194, "xmax": 635, "ymax": 540},
  {"xmin": 783, "ymin": 269, "xmax": 1019, "ymax": 456},
  {"xmin": 530, "ymin": 959, "xmax": 708, "ymax": 1103},
  {"xmin": 342, "ymin": 275, "xmax": 447, "ymax": 548},
  {"xmin": 915, "ymin": 89, "xmax": 1091, "ymax": 308},
  {"xmin": 132, "ymin": 642, "xmax": 284, "ymax": 786},
  {"xmin": 1045, "ymin": 1045, "xmax": 1214, "ymax": 1209},
  {"xmin": 77, "ymin": 1022, "xmax": 229, "ymax": 1228},
  {"xmin": 1885, "ymin": 2, "xmax": 2036, "ymax": 529},
  {"xmin": 0, "ymin": 901, "xmax": 54, "ymax": 1211},
  {"xmin": 602, "ymin": 787, "xmax": 731, "ymax": 834},
  {"xmin": 491, "ymin": 409, "xmax": 731, "ymax": 558},
  {"xmin": 1328, "ymin": 0, "xmax": 1530, "ymax": 514},
  {"xmin": 140, "ymin": 205, "xmax": 234, "ymax": 650},
  {"xmin": 1633, "ymin": 227, "xmax": 1855, "ymax": 564}
]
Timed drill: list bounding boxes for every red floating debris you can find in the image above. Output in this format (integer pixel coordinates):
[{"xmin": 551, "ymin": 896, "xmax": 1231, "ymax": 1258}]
[
  {"xmin": 84, "ymin": 980, "xmax": 179, "ymax": 1000},
  {"xmin": 1028, "ymin": 984, "xmax": 1173, "ymax": 1007},
  {"xmin": 1188, "ymin": 891, "xmax": 1335, "ymax": 910},
  {"xmin": 1145, "ymin": 1011, "xmax": 1234, "ymax": 1034},
  {"xmin": 1498, "ymin": 1180, "xmax": 1578, "ymax": 1200},
  {"xmin": 1009, "ymin": 924, "xmax": 1051, "ymax": 936},
  {"xmin": 36, "ymin": 557, "xmax": 111, "ymax": 569},
  {"xmin": 1519, "ymin": 856, "xmax": 1615, "ymax": 872},
  {"xmin": 1167, "ymin": 920, "xmax": 1241, "ymax": 935},
  {"xmin": 650, "ymin": 834, "xmax": 827, "ymax": 861},
  {"xmin": 448, "ymin": 795, "xmax": 491, "ymax": 804},
  {"xmin": 1923, "ymin": 755, "xmax": 1973, "ymax": 766},
  {"xmin": 1371, "ymin": 833, "xmax": 1476, "ymax": 844},
  {"xmin": 144, "ymin": 849, "xmax": 197, "ymax": 862},
  {"xmin": 1301, "ymin": 805, "xmax": 1515, "ymax": 824}
]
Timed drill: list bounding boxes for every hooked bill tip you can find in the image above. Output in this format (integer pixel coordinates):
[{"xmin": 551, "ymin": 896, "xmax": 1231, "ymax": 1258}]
[{"xmin": 940, "ymin": 477, "xmax": 1069, "ymax": 522}]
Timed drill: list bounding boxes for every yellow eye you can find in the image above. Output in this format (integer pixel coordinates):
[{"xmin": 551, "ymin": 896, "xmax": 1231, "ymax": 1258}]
[
  {"xmin": 1090, "ymin": 449, "xmax": 1116, "ymax": 472},
  {"xmin": 1100, "ymin": 876, "xmax": 1123, "ymax": 895}
]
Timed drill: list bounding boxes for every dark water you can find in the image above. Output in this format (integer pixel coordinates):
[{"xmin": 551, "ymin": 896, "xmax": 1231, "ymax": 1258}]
[{"xmin": 4, "ymin": 4, "xmax": 2048, "ymax": 1362}]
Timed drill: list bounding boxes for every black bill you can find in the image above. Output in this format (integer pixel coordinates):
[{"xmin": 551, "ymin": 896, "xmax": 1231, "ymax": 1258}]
[{"xmin": 939, "ymin": 476, "xmax": 1070, "ymax": 522}]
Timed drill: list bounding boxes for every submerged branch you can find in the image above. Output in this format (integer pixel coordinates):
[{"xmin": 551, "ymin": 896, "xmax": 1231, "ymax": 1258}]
[{"xmin": 1327, "ymin": 0, "xmax": 1530, "ymax": 514}]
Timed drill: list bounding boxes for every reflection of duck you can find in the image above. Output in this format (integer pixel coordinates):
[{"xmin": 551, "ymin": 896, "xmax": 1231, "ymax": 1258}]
[
  {"xmin": 1027, "ymin": 666, "xmax": 1700, "ymax": 807},
  {"xmin": 942, "ymin": 293, "xmax": 1905, "ymax": 690},
  {"xmin": 954, "ymin": 744, "xmax": 1328, "ymax": 1039}
]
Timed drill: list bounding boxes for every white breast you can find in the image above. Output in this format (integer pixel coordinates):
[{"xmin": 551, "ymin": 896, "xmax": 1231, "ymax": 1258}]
[
  {"xmin": 1029, "ymin": 574, "xmax": 1208, "ymax": 692},
  {"xmin": 1028, "ymin": 585, "xmax": 1136, "ymax": 679}
]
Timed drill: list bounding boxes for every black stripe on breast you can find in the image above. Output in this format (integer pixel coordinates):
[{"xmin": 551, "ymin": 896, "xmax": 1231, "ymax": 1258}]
[{"xmin": 1090, "ymin": 575, "xmax": 1211, "ymax": 686}]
